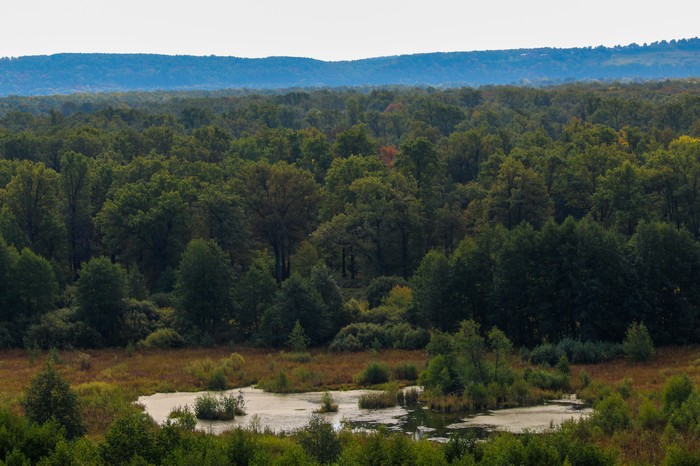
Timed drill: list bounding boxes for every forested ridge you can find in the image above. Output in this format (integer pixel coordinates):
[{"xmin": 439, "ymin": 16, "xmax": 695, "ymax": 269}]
[
  {"xmin": 2, "ymin": 38, "xmax": 700, "ymax": 95},
  {"xmin": 1, "ymin": 81, "xmax": 700, "ymax": 351}
]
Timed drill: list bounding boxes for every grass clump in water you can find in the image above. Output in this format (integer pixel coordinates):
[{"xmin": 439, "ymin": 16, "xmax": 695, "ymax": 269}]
[
  {"xmin": 193, "ymin": 391, "xmax": 245, "ymax": 421},
  {"xmin": 316, "ymin": 391, "xmax": 339, "ymax": 413},
  {"xmin": 358, "ymin": 389, "xmax": 398, "ymax": 409}
]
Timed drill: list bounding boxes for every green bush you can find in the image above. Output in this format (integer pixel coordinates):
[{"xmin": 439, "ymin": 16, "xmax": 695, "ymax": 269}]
[
  {"xmin": 662, "ymin": 444, "xmax": 700, "ymax": 466},
  {"xmin": 138, "ymin": 328, "xmax": 184, "ymax": 349},
  {"xmin": 258, "ymin": 370, "xmax": 292, "ymax": 393},
  {"xmin": 663, "ymin": 374, "xmax": 694, "ymax": 415},
  {"xmin": 296, "ymin": 415, "xmax": 341, "ymax": 465},
  {"xmin": 529, "ymin": 339, "xmax": 624, "ymax": 366},
  {"xmin": 193, "ymin": 392, "xmax": 244, "ymax": 421},
  {"xmin": 524, "ymin": 368, "xmax": 569, "ymax": 390},
  {"xmin": 592, "ymin": 392, "xmax": 631, "ymax": 435},
  {"xmin": 622, "ymin": 321, "xmax": 655, "ymax": 362},
  {"xmin": 366, "ymin": 276, "xmax": 408, "ymax": 308},
  {"xmin": 669, "ymin": 392, "xmax": 700, "ymax": 431},
  {"xmin": 354, "ymin": 362, "xmax": 389, "ymax": 385},
  {"xmin": 22, "ymin": 362, "xmax": 85, "ymax": 439},
  {"xmin": 637, "ymin": 397, "xmax": 665, "ymax": 429},
  {"xmin": 24, "ymin": 308, "xmax": 101, "ymax": 349},
  {"xmin": 100, "ymin": 412, "xmax": 160, "ymax": 465},
  {"xmin": 165, "ymin": 406, "xmax": 197, "ymax": 431},
  {"xmin": 207, "ymin": 368, "xmax": 228, "ymax": 390},
  {"xmin": 393, "ymin": 363, "xmax": 418, "ymax": 381},
  {"xmin": 329, "ymin": 322, "xmax": 428, "ymax": 352},
  {"xmin": 316, "ymin": 392, "xmax": 338, "ymax": 414}
]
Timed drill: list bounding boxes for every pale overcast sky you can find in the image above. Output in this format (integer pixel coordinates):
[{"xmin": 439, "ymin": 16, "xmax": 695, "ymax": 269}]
[{"xmin": 1, "ymin": 0, "xmax": 697, "ymax": 60}]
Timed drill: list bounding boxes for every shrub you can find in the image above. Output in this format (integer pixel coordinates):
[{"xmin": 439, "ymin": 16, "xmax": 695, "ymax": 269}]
[
  {"xmin": 100, "ymin": 412, "xmax": 160, "ymax": 465},
  {"xmin": 528, "ymin": 339, "xmax": 624, "ymax": 365},
  {"xmin": 193, "ymin": 392, "xmax": 244, "ymax": 421},
  {"xmin": 165, "ymin": 405, "xmax": 197, "ymax": 431},
  {"xmin": 316, "ymin": 392, "xmax": 338, "ymax": 413},
  {"xmin": 638, "ymin": 397, "xmax": 665, "ymax": 430},
  {"xmin": 138, "ymin": 328, "xmax": 184, "ymax": 349},
  {"xmin": 22, "ymin": 362, "xmax": 85, "ymax": 439},
  {"xmin": 528, "ymin": 343, "xmax": 561, "ymax": 366},
  {"xmin": 297, "ymin": 415, "xmax": 341, "ymax": 465},
  {"xmin": 623, "ymin": 321, "xmax": 655, "ymax": 362},
  {"xmin": 663, "ymin": 374, "xmax": 694, "ymax": 415},
  {"xmin": 207, "ymin": 368, "xmax": 228, "ymax": 390},
  {"xmin": 288, "ymin": 320, "xmax": 309, "ymax": 352},
  {"xmin": 524, "ymin": 368, "xmax": 569, "ymax": 390},
  {"xmin": 393, "ymin": 363, "xmax": 418, "ymax": 381},
  {"xmin": 328, "ymin": 333, "xmax": 363, "ymax": 352},
  {"xmin": 258, "ymin": 370, "xmax": 292, "ymax": 393},
  {"xmin": 354, "ymin": 362, "xmax": 389, "ymax": 385},
  {"xmin": 24, "ymin": 308, "xmax": 102, "ymax": 349},
  {"xmin": 358, "ymin": 390, "xmax": 398, "ymax": 409},
  {"xmin": 366, "ymin": 276, "xmax": 408, "ymax": 308},
  {"xmin": 592, "ymin": 393, "xmax": 631, "ymax": 435},
  {"xmin": 663, "ymin": 444, "xmax": 700, "ymax": 466}
]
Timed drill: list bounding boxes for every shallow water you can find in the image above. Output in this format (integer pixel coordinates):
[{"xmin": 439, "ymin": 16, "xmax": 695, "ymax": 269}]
[{"xmin": 138, "ymin": 387, "xmax": 591, "ymax": 439}]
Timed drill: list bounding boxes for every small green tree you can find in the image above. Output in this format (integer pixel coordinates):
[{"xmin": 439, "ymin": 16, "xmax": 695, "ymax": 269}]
[
  {"xmin": 623, "ymin": 321, "xmax": 654, "ymax": 362},
  {"xmin": 288, "ymin": 320, "xmax": 309, "ymax": 352},
  {"xmin": 22, "ymin": 362, "xmax": 85, "ymax": 439}
]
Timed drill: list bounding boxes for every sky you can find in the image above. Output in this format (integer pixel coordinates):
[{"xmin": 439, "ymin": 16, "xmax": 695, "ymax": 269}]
[{"xmin": 1, "ymin": 0, "xmax": 698, "ymax": 61}]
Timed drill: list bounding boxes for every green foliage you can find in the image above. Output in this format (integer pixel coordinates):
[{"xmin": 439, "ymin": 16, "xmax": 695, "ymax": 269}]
[
  {"xmin": 193, "ymin": 392, "xmax": 244, "ymax": 421},
  {"xmin": 207, "ymin": 368, "xmax": 228, "ymax": 390},
  {"xmin": 524, "ymin": 367, "xmax": 570, "ymax": 391},
  {"xmin": 316, "ymin": 392, "xmax": 338, "ymax": 413},
  {"xmin": 365, "ymin": 276, "xmax": 408, "ymax": 308},
  {"xmin": 75, "ymin": 257, "xmax": 127, "ymax": 346},
  {"xmin": 138, "ymin": 328, "xmax": 184, "ymax": 349},
  {"xmin": 21, "ymin": 362, "xmax": 85, "ymax": 439},
  {"xmin": 528, "ymin": 339, "xmax": 624, "ymax": 365},
  {"xmin": 622, "ymin": 321, "xmax": 655, "ymax": 362},
  {"xmin": 329, "ymin": 322, "xmax": 429, "ymax": 352},
  {"xmin": 100, "ymin": 412, "xmax": 160, "ymax": 466},
  {"xmin": 592, "ymin": 392, "xmax": 631, "ymax": 435},
  {"xmin": 662, "ymin": 444, "xmax": 700, "ymax": 466},
  {"xmin": 663, "ymin": 374, "xmax": 694, "ymax": 415},
  {"xmin": 164, "ymin": 406, "xmax": 197, "ymax": 432},
  {"xmin": 24, "ymin": 308, "xmax": 101, "ymax": 349},
  {"xmin": 174, "ymin": 238, "xmax": 234, "ymax": 340},
  {"xmin": 288, "ymin": 320, "xmax": 309, "ymax": 352},
  {"xmin": 258, "ymin": 370, "xmax": 292, "ymax": 393},
  {"xmin": 296, "ymin": 415, "xmax": 341, "ymax": 465},
  {"xmin": 354, "ymin": 362, "xmax": 389, "ymax": 385},
  {"xmin": 393, "ymin": 363, "xmax": 418, "ymax": 381}
]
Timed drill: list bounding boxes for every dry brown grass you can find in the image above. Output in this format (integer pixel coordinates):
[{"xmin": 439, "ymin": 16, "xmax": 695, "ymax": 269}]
[
  {"xmin": 0, "ymin": 347, "xmax": 428, "ymax": 406},
  {"xmin": 572, "ymin": 345, "xmax": 700, "ymax": 394}
]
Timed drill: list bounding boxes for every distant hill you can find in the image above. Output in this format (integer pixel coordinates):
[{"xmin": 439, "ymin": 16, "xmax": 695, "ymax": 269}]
[{"xmin": 1, "ymin": 39, "xmax": 700, "ymax": 96}]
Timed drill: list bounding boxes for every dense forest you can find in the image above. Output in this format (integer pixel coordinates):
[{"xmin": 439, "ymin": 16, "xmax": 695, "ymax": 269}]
[
  {"xmin": 1, "ymin": 81, "xmax": 700, "ymax": 351},
  {"xmin": 2, "ymin": 38, "xmax": 700, "ymax": 95}
]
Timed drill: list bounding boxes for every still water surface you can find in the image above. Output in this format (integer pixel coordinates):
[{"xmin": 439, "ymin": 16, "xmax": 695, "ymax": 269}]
[{"xmin": 138, "ymin": 387, "xmax": 591, "ymax": 440}]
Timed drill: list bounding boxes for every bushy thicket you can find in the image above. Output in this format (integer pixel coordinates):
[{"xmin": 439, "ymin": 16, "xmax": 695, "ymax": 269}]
[
  {"xmin": 526, "ymin": 338, "xmax": 624, "ymax": 365},
  {"xmin": 329, "ymin": 322, "xmax": 429, "ymax": 352}
]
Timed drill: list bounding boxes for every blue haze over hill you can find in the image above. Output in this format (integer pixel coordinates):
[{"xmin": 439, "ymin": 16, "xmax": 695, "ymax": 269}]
[{"xmin": 1, "ymin": 39, "xmax": 699, "ymax": 96}]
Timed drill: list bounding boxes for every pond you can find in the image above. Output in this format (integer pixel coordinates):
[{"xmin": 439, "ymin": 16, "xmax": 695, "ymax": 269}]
[{"xmin": 137, "ymin": 387, "xmax": 591, "ymax": 440}]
